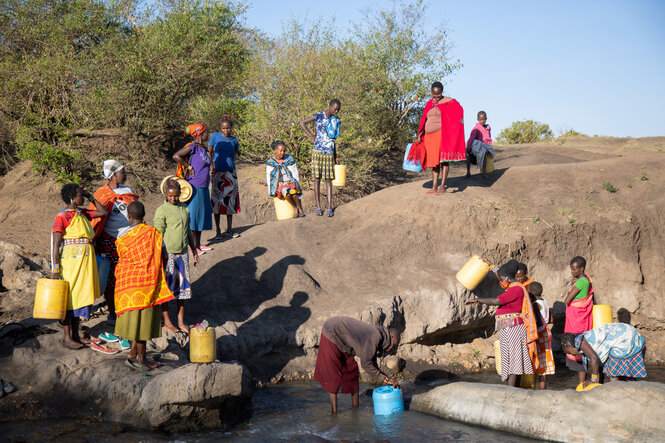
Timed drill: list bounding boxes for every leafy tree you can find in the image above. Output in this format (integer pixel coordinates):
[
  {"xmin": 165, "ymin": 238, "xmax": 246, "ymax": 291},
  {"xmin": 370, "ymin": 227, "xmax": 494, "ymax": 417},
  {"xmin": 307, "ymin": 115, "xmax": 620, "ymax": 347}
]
[
  {"xmin": 497, "ymin": 120, "xmax": 553, "ymax": 144},
  {"xmin": 221, "ymin": 0, "xmax": 460, "ymax": 187}
]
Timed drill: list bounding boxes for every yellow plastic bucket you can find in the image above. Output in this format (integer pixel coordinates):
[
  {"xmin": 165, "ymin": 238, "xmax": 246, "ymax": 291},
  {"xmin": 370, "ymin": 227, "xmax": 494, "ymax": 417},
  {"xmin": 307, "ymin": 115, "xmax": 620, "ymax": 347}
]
[
  {"xmin": 33, "ymin": 278, "xmax": 69, "ymax": 320},
  {"xmin": 494, "ymin": 340, "xmax": 501, "ymax": 375},
  {"xmin": 483, "ymin": 155, "xmax": 495, "ymax": 173},
  {"xmin": 520, "ymin": 374, "xmax": 535, "ymax": 389},
  {"xmin": 332, "ymin": 164, "xmax": 346, "ymax": 187},
  {"xmin": 190, "ymin": 327, "xmax": 216, "ymax": 363},
  {"xmin": 456, "ymin": 255, "xmax": 491, "ymax": 290},
  {"xmin": 593, "ymin": 305, "xmax": 613, "ymax": 328},
  {"xmin": 274, "ymin": 197, "xmax": 296, "ymax": 220}
]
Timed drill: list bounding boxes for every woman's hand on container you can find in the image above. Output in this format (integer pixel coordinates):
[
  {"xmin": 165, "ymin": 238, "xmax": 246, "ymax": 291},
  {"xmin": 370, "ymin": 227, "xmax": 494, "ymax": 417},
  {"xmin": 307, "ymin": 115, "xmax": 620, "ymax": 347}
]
[{"xmin": 384, "ymin": 377, "xmax": 399, "ymax": 388}]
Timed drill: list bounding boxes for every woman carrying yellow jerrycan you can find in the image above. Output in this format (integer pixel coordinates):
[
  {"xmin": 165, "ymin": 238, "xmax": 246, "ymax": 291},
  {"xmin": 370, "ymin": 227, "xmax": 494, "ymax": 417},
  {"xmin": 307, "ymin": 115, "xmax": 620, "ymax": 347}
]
[{"xmin": 51, "ymin": 183, "xmax": 116, "ymax": 354}]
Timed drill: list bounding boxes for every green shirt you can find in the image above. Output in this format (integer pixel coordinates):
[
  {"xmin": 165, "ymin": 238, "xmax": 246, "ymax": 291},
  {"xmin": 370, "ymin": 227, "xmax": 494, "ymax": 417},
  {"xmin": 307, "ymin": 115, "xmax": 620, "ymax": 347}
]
[
  {"xmin": 573, "ymin": 276, "xmax": 590, "ymax": 301},
  {"xmin": 153, "ymin": 202, "xmax": 190, "ymax": 254}
]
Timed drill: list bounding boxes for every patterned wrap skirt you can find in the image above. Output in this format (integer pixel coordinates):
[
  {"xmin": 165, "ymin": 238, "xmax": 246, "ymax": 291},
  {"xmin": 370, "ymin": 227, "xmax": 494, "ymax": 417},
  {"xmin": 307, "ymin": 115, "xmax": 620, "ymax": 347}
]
[
  {"xmin": 536, "ymin": 327, "xmax": 555, "ymax": 375},
  {"xmin": 165, "ymin": 252, "xmax": 191, "ymax": 300},
  {"xmin": 311, "ymin": 151, "xmax": 335, "ymax": 180},
  {"xmin": 603, "ymin": 352, "xmax": 647, "ymax": 378},
  {"xmin": 211, "ymin": 170, "xmax": 241, "ymax": 215},
  {"xmin": 499, "ymin": 323, "xmax": 534, "ymax": 381}
]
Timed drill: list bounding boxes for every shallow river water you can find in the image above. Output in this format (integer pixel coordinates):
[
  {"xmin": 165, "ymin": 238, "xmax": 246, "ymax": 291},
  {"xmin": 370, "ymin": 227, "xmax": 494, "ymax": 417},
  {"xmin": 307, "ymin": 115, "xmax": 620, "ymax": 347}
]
[{"xmin": 3, "ymin": 367, "xmax": 664, "ymax": 442}]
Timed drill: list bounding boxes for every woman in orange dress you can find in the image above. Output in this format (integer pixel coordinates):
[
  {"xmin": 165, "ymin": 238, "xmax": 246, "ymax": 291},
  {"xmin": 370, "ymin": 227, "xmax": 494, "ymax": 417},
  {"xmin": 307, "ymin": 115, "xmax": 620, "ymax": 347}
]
[{"xmin": 416, "ymin": 82, "xmax": 466, "ymax": 194}]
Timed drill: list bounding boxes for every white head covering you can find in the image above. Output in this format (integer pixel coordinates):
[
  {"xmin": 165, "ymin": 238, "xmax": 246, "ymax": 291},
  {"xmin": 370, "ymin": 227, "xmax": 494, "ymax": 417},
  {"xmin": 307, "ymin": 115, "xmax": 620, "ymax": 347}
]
[{"xmin": 103, "ymin": 159, "xmax": 124, "ymax": 180}]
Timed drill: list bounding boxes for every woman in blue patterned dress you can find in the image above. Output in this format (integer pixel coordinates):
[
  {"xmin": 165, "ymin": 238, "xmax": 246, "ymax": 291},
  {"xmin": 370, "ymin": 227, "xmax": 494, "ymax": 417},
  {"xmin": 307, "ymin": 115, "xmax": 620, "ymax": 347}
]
[{"xmin": 562, "ymin": 323, "xmax": 647, "ymax": 388}]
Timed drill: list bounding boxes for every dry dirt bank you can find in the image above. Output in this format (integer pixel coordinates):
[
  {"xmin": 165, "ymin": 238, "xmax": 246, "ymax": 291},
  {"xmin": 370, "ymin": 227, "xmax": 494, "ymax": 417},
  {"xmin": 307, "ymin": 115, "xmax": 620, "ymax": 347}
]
[{"xmin": 1, "ymin": 136, "xmax": 664, "ymax": 391}]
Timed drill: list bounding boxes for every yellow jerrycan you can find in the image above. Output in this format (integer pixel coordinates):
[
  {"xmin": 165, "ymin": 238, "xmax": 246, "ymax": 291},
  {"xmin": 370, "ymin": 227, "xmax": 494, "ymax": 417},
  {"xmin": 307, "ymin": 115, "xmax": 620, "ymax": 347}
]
[
  {"xmin": 274, "ymin": 197, "xmax": 296, "ymax": 220},
  {"xmin": 456, "ymin": 255, "xmax": 491, "ymax": 290},
  {"xmin": 190, "ymin": 327, "xmax": 216, "ymax": 363},
  {"xmin": 332, "ymin": 164, "xmax": 346, "ymax": 187},
  {"xmin": 483, "ymin": 155, "xmax": 495, "ymax": 173},
  {"xmin": 592, "ymin": 305, "xmax": 613, "ymax": 328},
  {"xmin": 33, "ymin": 278, "xmax": 69, "ymax": 320}
]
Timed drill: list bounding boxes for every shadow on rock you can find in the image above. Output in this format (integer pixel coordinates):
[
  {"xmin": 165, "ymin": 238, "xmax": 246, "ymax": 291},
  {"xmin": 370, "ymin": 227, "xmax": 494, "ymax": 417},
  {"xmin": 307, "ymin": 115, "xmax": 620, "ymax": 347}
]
[
  {"xmin": 189, "ymin": 247, "xmax": 305, "ymax": 325},
  {"xmin": 218, "ymin": 291, "xmax": 311, "ymax": 378}
]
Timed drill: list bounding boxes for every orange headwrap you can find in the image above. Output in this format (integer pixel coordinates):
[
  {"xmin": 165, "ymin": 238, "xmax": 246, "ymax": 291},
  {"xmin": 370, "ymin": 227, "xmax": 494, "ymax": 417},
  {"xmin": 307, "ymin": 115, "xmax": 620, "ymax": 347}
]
[{"xmin": 185, "ymin": 123, "xmax": 207, "ymax": 139}]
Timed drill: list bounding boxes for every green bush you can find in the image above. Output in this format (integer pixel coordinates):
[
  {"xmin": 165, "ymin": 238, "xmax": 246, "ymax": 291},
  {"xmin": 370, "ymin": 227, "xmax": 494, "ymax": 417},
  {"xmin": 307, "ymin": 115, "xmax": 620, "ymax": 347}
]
[
  {"xmin": 497, "ymin": 120, "xmax": 553, "ymax": 144},
  {"xmin": 15, "ymin": 126, "xmax": 88, "ymax": 183},
  {"xmin": 603, "ymin": 182, "xmax": 617, "ymax": 193}
]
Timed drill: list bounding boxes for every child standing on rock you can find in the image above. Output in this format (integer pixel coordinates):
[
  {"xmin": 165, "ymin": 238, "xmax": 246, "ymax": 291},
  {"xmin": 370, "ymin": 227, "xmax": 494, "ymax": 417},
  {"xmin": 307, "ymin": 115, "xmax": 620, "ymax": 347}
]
[
  {"xmin": 528, "ymin": 282, "xmax": 554, "ymax": 389},
  {"xmin": 153, "ymin": 178, "xmax": 199, "ymax": 334}
]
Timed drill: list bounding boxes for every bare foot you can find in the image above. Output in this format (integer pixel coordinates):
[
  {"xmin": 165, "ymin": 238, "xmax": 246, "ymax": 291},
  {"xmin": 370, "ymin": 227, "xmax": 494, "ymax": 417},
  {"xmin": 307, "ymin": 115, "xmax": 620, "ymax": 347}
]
[
  {"xmin": 140, "ymin": 358, "xmax": 160, "ymax": 369},
  {"xmin": 163, "ymin": 323, "xmax": 179, "ymax": 334},
  {"xmin": 465, "ymin": 173, "xmax": 471, "ymax": 178},
  {"xmin": 63, "ymin": 337, "xmax": 84, "ymax": 350}
]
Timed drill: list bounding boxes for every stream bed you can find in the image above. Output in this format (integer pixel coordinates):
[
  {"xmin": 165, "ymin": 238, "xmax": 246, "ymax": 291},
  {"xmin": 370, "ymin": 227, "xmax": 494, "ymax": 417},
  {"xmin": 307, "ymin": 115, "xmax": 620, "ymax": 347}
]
[{"xmin": 2, "ymin": 367, "xmax": 665, "ymax": 442}]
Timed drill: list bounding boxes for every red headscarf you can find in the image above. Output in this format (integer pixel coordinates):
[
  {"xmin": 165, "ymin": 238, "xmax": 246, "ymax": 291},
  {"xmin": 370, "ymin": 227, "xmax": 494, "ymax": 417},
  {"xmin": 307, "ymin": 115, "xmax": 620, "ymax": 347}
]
[{"xmin": 185, "ymin": 123, "xmax": 207, "ymax": 139}]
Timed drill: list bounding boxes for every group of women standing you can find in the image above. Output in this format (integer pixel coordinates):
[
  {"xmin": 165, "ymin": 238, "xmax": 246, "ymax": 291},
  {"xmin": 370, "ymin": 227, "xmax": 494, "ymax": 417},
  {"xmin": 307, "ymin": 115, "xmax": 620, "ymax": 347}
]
[{"xmin": 467, "ymin": 258, "xmax": 647, "ymax": 389}]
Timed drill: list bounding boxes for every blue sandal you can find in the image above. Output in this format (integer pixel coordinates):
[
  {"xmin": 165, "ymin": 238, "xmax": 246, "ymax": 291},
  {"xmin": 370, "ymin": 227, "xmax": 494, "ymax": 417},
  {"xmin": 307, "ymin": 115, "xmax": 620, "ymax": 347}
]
[
  {"xmin": 326, "ymin": 209, "xmax": 334, "ymax": 217},
  {"xmin": 315, "ymin": 208, "xmax": 324, "ymax": 216}
]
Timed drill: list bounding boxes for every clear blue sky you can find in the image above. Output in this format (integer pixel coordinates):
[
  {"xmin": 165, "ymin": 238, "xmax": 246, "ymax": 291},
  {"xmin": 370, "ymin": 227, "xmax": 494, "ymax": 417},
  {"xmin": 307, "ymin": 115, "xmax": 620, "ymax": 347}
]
[{"xmin": 242, "ymin": 0, "xmax": 665, "ymax": 138}]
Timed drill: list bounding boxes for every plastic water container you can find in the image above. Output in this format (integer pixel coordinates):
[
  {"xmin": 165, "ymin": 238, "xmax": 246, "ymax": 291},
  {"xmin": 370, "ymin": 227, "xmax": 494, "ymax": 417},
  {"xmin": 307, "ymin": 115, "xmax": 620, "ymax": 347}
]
[
  {"xmin": 372, "ymin": 386, "xmax": 404, "ymax": 415},
  {"xmin": 520, "ymin": 374, "xmax": 535, "ymax": 389},
  {"xmin": 456, "ymin": 255, "xmax": 491, "ymax": 290},
  {"xmin": 593, "ymin": 305, "xmax": 613, "ymax": 329},
  {"xmin": 402, "ymin": 143, "xmax": 423, "ymax": 173},
  {"xmin": 274, "ymin": 197, "xmax": 296, "ymax": 220},
  {"xmin": 96, "ymin": 254, "xmax": 111, "ymax": 294},
  {"xmin": 483, "ymin": 155, "xmax": 495, "ymax": 173},
  {"xmin": 494, "ymin": 340, "xmax": 502, "ymax": 375},
  {"xmin": 190, "ymin": 327, "xmax": 216, "ymax": 363},
  {"xmin": 33, "ymin": 278, "xmax": 69, "ymax": 320},
  {"xmin": 332, "ymin": 164, "xmax": 346, "ymax": 187}
]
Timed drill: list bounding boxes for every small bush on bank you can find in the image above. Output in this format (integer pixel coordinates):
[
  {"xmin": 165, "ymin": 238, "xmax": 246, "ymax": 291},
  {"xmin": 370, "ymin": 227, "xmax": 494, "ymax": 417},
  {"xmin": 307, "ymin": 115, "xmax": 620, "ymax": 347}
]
[{"xmin": 497, "ymin": 120, "xmax": 553, "ymax": 144}]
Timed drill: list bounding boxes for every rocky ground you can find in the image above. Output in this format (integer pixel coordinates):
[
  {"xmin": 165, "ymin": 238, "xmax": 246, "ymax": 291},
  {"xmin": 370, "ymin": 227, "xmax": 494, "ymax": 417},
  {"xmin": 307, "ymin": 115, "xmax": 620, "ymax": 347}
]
[{"xmin": 0, "ymin": 135, "xmax": 664, "ymax": 429}]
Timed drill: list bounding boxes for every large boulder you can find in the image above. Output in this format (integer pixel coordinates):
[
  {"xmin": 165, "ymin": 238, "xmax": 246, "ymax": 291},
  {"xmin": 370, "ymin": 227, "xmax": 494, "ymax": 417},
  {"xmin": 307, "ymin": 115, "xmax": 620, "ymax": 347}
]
[
  {"xmin": 1, "ymin": 328, "xmax": 252, "ymax": 431},
  {"xmin": 411, "ymin": 381, "xmax": 665, "ymax": 441},
  {"xmin": 137, "ymin": 362, "xmax": 253, "ymax": 432}
]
